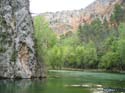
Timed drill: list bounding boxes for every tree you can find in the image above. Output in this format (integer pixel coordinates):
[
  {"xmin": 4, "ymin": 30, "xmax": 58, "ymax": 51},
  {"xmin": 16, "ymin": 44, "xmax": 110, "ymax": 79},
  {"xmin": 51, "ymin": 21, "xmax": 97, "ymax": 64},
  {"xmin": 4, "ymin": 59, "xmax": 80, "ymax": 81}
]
[
  {"xmin": 47, "ymin": 46, "xmax": 63, "ymax": 69},
  {"xmin": 59, "ymin": 33, "xmax": 80, "ymax": 47},
  {"xmin": 111, "ymin": 4, "xmax": 124, "ymax": 26},
  {"xmin": 99, "ymin": 51, "xmax": 120, "ymax": 70},
  {"xmin": 34, "ymin": 16, "xmax": 57, "ymax": 62},
  {"xmin": 84, "ymin": 43, "xmax": 97, "ymax": 69},
  {"xmin": 118, "ymin": 23, "xmax": 125, "ymax": 70}
]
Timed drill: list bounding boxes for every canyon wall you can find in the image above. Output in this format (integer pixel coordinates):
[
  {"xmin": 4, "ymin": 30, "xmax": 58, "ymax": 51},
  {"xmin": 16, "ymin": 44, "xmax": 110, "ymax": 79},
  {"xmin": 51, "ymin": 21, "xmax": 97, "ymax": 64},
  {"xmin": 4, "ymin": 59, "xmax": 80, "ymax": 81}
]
[
  {"xmin": 0, "ymin": 0, "xmax": 45, "ymax": 78},
  {"xmin": 41, "ymin": 0, "xmax": 123, "ymax": 36}
]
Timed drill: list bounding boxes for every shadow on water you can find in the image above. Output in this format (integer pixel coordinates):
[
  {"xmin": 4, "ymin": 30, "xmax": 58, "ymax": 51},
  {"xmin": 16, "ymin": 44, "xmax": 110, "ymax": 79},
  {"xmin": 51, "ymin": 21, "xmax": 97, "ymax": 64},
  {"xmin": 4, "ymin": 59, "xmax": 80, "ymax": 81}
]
[
  {"xmin": 0, "ymin": 79, "xmax": 47, "ymax": 93},
  {"xmin": 0, "ymin": 70, "xmax": 125, "ymax": 93}
]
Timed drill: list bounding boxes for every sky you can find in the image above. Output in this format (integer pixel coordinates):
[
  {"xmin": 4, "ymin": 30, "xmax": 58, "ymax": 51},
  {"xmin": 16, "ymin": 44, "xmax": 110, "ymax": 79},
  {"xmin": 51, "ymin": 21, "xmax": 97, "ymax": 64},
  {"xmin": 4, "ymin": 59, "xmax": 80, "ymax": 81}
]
[{"xmin": 30, "ymin": 0, "xmax": 95, "ymax": 14}]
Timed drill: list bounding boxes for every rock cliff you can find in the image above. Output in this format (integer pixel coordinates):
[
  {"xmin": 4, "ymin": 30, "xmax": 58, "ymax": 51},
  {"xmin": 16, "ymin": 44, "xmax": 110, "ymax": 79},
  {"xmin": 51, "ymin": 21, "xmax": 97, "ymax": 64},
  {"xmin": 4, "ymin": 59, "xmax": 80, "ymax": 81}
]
[
  {"xmin": 40, "ymin": 0, "xmax": 123, "ymax": 36},
  {"xmin": 0, "ymin": 0, "xmax": 45, "ymax": 78}
]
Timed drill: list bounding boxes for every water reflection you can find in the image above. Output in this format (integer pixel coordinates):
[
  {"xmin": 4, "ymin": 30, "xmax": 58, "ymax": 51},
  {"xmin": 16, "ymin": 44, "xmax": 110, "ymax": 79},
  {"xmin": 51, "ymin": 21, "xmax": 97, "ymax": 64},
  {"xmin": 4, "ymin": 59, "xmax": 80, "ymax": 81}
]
[
  {"xmin": 0, "ymin": 71, "xmax": 125, "ymax": 93},
  {"xmin": 0, "ymin": 79, "xmax": 46, "ymax": 93}
]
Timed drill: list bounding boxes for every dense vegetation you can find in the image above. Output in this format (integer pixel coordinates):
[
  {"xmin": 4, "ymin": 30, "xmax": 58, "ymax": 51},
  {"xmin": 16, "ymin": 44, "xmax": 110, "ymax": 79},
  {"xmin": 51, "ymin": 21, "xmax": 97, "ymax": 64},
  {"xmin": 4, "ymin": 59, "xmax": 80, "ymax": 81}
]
[
  {"xmin": 34, "ymin": 4, "xmax": 125, "ymax": 71},
  {"xmin": 34, "ymin": 16, "xmax": 57, "ymax": 63}
]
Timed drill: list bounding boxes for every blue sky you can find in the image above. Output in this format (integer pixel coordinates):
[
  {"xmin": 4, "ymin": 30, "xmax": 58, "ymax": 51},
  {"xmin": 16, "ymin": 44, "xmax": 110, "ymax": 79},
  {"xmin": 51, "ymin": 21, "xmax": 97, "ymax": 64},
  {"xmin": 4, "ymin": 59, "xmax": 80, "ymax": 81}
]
[{"xmin": 30, "ymin": 0, "xmax": 95, "ymax": 13}]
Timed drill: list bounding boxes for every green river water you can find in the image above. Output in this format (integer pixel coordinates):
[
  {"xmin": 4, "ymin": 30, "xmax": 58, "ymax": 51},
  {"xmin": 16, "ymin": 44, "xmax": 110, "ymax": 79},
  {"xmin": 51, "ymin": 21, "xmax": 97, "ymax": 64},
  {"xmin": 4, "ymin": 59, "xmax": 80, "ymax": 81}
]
[{"xmin": 0, "ymin": 70, "xmax": 125, "ymax": 93}]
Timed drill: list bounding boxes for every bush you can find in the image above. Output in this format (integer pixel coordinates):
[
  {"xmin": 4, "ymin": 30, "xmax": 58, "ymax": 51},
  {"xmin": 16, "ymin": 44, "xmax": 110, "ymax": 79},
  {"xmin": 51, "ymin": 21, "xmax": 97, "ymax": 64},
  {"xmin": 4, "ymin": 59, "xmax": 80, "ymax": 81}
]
[{"xmin": 99, "ymin": 51, "xmax": 120, "ymax": 70}]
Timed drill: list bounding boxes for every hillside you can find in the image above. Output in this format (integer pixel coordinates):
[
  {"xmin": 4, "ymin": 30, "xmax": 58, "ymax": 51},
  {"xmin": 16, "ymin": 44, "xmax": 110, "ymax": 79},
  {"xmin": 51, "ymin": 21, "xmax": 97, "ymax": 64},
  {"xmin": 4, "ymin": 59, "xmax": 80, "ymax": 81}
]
[
  {"xmin": 34, "ymin": 0, "xmax": 125, "ymax": 71},
  {"xmin": 40, "ymin": 0, "xmax": 123, "ymax": 36}
]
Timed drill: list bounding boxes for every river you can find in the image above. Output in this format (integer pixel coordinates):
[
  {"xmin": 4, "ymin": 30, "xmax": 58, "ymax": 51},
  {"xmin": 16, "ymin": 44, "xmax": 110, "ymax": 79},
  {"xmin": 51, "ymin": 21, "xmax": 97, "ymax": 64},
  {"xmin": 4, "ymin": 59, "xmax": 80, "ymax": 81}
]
[{"xmin": 0, "ymin": 70, "xmax": 125, "ymax": 93}]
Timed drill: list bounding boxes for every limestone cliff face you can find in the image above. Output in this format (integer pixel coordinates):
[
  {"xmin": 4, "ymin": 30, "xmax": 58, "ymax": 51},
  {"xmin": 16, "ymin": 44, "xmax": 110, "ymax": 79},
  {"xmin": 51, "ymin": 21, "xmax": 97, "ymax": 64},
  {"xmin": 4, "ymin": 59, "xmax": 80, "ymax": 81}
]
[
  {"xmin": 41, "ymin": 0, "xmax": 123, "ymax": 36},
  {"xmin": 0, "ymin": 0, "xmax": 45, "ymax": 78}
]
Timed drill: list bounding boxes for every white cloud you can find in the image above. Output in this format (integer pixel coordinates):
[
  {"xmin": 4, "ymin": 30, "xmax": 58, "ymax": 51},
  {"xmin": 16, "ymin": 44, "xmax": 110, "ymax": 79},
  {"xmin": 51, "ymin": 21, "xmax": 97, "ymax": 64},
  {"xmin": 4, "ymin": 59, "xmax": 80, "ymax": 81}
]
[{"xmin": 30, "ymin": 0, "xmax": 95, "ymax": 14}]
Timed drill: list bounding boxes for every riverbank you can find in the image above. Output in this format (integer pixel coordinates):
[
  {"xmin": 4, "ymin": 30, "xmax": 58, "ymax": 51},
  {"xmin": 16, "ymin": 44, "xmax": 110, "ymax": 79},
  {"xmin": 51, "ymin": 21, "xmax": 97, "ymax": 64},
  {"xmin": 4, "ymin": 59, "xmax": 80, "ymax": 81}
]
[{"xmin": 48, "ymin": 68, "xmax": 125, "ymax": 74}]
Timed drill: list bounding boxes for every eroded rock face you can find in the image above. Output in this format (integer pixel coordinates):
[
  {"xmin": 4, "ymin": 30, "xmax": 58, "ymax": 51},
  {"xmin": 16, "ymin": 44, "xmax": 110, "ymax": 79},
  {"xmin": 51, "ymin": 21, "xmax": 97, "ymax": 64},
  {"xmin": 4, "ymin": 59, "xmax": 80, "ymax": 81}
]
[
  {"xmin": 0, "ymin": 0, "xmax": 45, "ymax": 78},
  {"xmin": 41, "ymin": 0, "xmax": 123, "ymax": 36}
]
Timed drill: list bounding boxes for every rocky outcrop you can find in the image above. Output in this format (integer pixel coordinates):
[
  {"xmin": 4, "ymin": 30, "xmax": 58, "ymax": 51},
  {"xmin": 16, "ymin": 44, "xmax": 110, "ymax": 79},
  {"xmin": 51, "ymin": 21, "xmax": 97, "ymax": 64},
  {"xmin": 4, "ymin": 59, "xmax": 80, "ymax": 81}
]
[
  {"xmin": 40, "ymin": 0, "xmax": 123, "ymax": 36},
  {"xmin": 0, "ymin": 0, "xmax": 45, "ymax": 78}
]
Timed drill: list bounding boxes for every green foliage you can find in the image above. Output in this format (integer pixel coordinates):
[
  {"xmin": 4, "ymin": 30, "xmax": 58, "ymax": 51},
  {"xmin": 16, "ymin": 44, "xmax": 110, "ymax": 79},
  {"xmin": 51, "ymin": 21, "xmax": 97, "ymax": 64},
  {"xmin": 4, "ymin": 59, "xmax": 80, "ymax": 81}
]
[
  {"xmin": 76, "ymin": 4, "xmax": 125, "ymax": 71},
  {"xmin": 119, "ymin": 23, "xmax": 125, "ymax": 31},
  {"xmin": 47, "ymin": 44, "xmax": 97, "ymax": 69},
  {"xmin": 119, "ymin": 23, "xmax": 125, "ymax": 39},
  {"xmin": 117, "ymin": 23, "xmax": 125, "ymax": 70},
  {"xmin": 34, "ymin": 16, "xmax": 57, "ymax": 62},
  {"xmin": 111, "ymin": 4, "xmax": 124, "ymax": 24},
  {"xmin": 47, "ymin": 46, "xmax": 64, "ymax": 69},
  {"xmin": 83, "ymin": 47, "xmax": 97, "ymax": 69},
  {"xmin": 78, "ymin": 19, "xmax": 110, "ymax": 45},
  {"xmin": 98, "ymin": 22, "xmax": 125, "ymax": 70},
  {"xmin": 34, "ymin": 4, "xmax": 125, "ymax": 71},
  {"xmin": 99, "ymin": 51, "xmax": 120, "ymax": 70},
  {"xmin": 59, "ymin": 33, "xmax": 80, "ymax": 46}
]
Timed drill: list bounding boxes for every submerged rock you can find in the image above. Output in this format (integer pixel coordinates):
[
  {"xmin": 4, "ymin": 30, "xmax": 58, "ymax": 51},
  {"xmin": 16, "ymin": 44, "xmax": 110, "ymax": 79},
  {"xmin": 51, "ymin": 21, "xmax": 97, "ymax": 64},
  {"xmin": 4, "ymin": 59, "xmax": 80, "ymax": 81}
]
[{"xmin": 0, "ymin": 0, "xmax": 45, "ymax": 78}]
